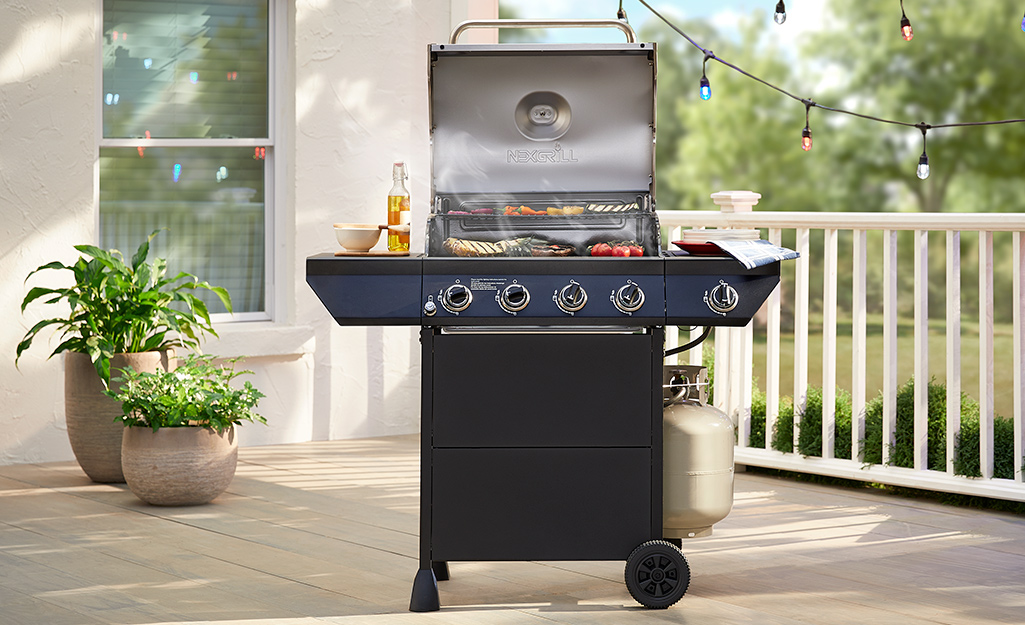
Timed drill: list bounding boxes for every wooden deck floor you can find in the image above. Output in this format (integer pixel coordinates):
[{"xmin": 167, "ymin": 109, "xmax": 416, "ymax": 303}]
[{"xmin": 1, "ymin": 434, "xmax": 1023, "ymax": 625}]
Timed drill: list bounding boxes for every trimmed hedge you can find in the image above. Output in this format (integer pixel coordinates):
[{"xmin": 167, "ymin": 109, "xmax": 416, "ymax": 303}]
[{"xmin": 703, "ymin": 357, "xmax": 1020, "ymax": 477}]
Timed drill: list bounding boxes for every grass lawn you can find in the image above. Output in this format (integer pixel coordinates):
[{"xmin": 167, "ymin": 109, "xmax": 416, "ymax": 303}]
[{"xmin": 693, "ymin": 313, "xmax": 1019, "ymax": 419}]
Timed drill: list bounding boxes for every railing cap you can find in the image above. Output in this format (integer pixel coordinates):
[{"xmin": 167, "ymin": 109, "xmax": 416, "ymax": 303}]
[{"xmin": 710, "ymin": 190, "xmax": 762, "ymax": 213}]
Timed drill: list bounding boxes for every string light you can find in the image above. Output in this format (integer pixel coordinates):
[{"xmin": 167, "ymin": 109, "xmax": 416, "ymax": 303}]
[
  {"xmin": 900, "ymin": 0, "xmax": 914, "ymax": 41},
  {"xmin": 1021, "ymin": 10, "xmax": 1025, "ymax": 32},
  {"xmin": 631, "ymin": 0, "xmax": 1025, "ymax": 179},
  {"xmin": 801, "ymin": 101, "xmax": 813, "ymax": 151},
  {"xmin": 916, "ymin": 124, "xmax": 930, "ymax": 179},
  {"xmin": 774, "ymin": 1, "xmax": 787, "ymax": 25},
  {"xmin": 618, "ymin": 0, "xmax": 628, "ymax": 22},
  {"xmin": 699, "ymin": 53, "xmax": 712, "ymax": 100}
]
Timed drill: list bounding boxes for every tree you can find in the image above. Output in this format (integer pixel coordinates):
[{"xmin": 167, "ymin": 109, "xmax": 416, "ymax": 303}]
[
  {"xmin": 643, "ymin": 13, "xmax": 879, "ymax": 215},
  {"xmin": 810, "ymin": 0, "xmax": 1025, "ymax": 213}
]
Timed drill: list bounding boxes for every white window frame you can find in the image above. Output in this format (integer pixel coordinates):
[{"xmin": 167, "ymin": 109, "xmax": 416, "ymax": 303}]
[{"xmin": 94, "ymin": 0, "xmax": 287, "ymax": 323}]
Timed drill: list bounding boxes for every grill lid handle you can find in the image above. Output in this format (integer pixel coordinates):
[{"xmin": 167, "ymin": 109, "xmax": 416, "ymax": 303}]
[{"xmin": 449, "ymin": 19, "xmax": 638, "ymax": 44}]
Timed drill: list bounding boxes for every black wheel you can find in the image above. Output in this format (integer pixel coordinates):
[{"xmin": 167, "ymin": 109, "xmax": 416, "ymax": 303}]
[{"xmin": 624, "ymin": 540, "xmax": 690, "ymax": 609}]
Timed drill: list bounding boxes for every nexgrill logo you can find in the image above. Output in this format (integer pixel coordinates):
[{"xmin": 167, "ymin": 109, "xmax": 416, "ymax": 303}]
[{"xmin": 507, "ymin": 143, "xmax": 578, "ymax": 164}]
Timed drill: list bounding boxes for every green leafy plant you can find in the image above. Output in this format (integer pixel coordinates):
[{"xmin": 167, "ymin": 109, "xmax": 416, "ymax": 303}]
[
  {"xmin": 105, "ymin": 354, "xmax": 266, "ymax": 433},
  {"xmin": 16, "ymin": 230, "xmax": 231, "ymax": 385}
]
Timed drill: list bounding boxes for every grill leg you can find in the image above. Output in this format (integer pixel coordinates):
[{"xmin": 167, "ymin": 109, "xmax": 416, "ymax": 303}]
[
  {"xmin": 409, "ymin": 569, "xmax": 440, "ymax": 612},
  {"xmin": 432, "ymin": 560, "xmax": 450, "ymax": 581}
]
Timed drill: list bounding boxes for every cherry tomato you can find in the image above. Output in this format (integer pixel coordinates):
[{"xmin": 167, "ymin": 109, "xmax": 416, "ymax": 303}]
[
  {"xmin": 592, "ymin": 243, "xmax": 612, "ymax": 256},
  {"xmin": 612, "ymin": 245, "xmax": 631, "ymax": 257},
  {"xmin": 628, "ymin": 245, "xmax": 644, "ymax": 256}
]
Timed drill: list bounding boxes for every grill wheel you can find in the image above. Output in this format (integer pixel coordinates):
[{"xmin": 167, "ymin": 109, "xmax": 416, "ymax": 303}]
[{"xmin": 624, "ymin": 539, "xmax": 691, "ymax": 609}]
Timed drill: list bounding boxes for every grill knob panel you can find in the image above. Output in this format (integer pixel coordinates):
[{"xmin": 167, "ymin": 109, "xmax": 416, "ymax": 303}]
[
  {"xmin": 499, "ymin": 283, "xmax": 530, "ymax": 314},
  {"xmin": 556, "ymin": 282, "xmax": 588, "ymax": 314},
  {"xmin": 442, "ymin": 283, "xmax": 472, "ymax": 313},
  {"xmin": 614, "ymin": 283, "xmax": 645, "ymax": 314},
  {"xmin": 705, "ymin": 280, "xmax": 739, "ymax": 315}
]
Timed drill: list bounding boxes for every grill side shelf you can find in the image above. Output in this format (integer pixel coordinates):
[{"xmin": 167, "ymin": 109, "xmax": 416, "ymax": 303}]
[{"xmin": 306, "ymin": 254, "xmax": 424, "ymax": 325}]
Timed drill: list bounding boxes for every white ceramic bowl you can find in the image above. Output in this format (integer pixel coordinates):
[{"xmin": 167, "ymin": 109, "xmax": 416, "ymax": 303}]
[{"xmin": 334, "ymin": 223, "xmax": 383, "ymax": 252}]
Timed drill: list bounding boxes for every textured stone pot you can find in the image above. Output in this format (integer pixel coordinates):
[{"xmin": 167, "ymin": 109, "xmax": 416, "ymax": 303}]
[
  {"xmin": 121, "ymin": 426, "xmax": 238, "ymax": 506},
  {"xmin": 64, "ymin": 351, "xmax": 171, "ymax": 483}
]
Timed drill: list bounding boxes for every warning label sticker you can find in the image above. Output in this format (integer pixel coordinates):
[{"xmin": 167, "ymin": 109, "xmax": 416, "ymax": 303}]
[{"xmin": 470, "ymin": 278, "xmax": 507, "ymax": 292}]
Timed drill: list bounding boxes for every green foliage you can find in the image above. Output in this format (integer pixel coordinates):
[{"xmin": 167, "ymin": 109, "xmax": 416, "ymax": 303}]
[
  {"xmin": 954, "ymin": 410, "xmax": 1017, "ymax": 480},
  {"xmin": 16, "ymin": 230, "xmax": 232, "ymax": 385},
  {"xmin": 863, "ymin": 378, "xmax": 965, "ymax": 470},
  {"xmin": 749, "ymin": 384, "xmax": 766, "ymax": 449},
  {"xmin": 792, "ymin": 387, "xmax": 854, "ymax": 460},
  {"xmin": 771, "ymin": 395, "xmax": 796, "ymax": 453},
  {"xmin": 725, "ymin": 369, "xmax": 1022, "ymax": 477},
  {"xmin": 106, "ymin": 354, "xmax": 266, "ymax": 433}
]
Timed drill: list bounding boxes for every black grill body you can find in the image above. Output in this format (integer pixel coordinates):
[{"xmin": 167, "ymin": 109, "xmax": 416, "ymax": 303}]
[{"xmin": 305, "ymin": 37, "xmax": 782, "ymax": 613}]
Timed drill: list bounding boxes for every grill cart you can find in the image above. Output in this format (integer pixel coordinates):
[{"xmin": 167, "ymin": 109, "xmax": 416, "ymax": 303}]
[{"xmin": 306, "ymin": 19, "xmax": 781, "ymax": 611}]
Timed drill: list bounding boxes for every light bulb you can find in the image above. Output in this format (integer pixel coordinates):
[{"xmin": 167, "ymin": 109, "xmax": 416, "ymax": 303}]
[
  {"xmin": 774, "ymin": 1, "xmax": 786, "ymax": 24},
  {"xmin": 699, "ymin": 76, "xmax": 711, "ymax": 101},
  {"xmin": 801, "ymin": 127, "xmax": 813, "ymax": 151},
  {"xmin": 901, "ymin": 15, "xmax": 913, "ymax": 41},
  {"xmin": 916, "ymin": 153, "xmax": 930, "ymax": 179}
]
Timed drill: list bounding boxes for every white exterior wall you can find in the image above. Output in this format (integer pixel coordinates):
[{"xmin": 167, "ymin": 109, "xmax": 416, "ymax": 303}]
[{"xmin": 0, "ymin": 0, "xmax": 498, "ymax": 466}]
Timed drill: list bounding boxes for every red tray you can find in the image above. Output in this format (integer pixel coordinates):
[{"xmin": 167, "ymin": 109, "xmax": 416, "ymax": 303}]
[{"xmin": 671, "ymin": 241, "xmax": 722, "ymax": 255}]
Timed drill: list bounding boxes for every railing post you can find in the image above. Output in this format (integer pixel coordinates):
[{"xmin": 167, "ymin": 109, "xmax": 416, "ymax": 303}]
[
  {"xmin": 980, "ymin": 232, "xmax": 995, "ymax": 479},
  {"xmin": 793, "ymin": 228, "xmax": 811, "ymax": 452},
  {"xmin": 852, "ymin": 230, "xmax": 868, "ymax": 462},
  {"xmin": 946, "ymin": 231, "xmax": 961, "ymax": 476},
  {"xmin": 709, "ymin": 191, "xmax": 761, "ymax": 434},
  {"xmin": 914, "ymin": 230, "xmax": 929, "ymax": 470},
  {"xmin": 883, "ymin": 230, "xmax": 898, "ymax": 465},
  {"xmin": 1014, "ymin": 232, "xmax": 1024, "ymax": 483},
  {"xmin": 767, "ymin": 228, "xmax": 783, "ymax": 450},
  {"xmin": 823, "ymin": 229, "xmax": 838, "ymax": 459}
]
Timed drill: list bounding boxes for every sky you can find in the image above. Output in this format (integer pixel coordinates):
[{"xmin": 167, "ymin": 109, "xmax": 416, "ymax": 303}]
[{"xmin": 499, "ymin": 0, "xmax": 826, "ymax": 49}]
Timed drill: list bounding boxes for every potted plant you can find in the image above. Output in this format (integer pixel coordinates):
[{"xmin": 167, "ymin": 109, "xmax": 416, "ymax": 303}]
[
  {"xmin": 16, "ymin": 230, "xmax": 231, "ymax": 483},
  {"xmin": 106, "ymin": 353, "xmax": 266, "ymax": 506}
]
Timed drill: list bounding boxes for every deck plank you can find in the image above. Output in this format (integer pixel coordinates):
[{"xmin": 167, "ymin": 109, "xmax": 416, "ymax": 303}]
[{"xmin": 1, "ymin": 435, "xmax": 1023, "ymax": 624}]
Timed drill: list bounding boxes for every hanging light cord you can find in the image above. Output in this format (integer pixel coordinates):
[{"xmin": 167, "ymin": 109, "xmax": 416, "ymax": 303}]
[{"xmin": 633, "ymin": 0, "xmax": 1025, "ymax": 131}]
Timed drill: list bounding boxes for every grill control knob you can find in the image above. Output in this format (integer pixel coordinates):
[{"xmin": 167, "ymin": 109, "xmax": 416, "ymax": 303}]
[
  {"xmin": 442, "ymin": 284, "xmax": 472, "ymax": 314},
  {"xmin": 705, "ymin": 280, "xmax": 739, "ymax": 315},
  {"xmin": 614, "ymin": 282, "xmax": 645, "ymax": 314},
  {"xmin": 423, "ymin": 300, "xmax": 437, "ymax": 317},
  {"xmin": 556, "ymin": 282, "xmax": 588, "ymax": 314},
  {"xmin": 499, "ymin": 283, "xmax": 530, "ymax": 314}
]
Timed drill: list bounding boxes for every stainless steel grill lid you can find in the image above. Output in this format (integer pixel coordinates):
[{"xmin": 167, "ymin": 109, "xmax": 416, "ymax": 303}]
[{"xmin": 429, "ymin": 43, "xmax": 656, "ymax": 197}]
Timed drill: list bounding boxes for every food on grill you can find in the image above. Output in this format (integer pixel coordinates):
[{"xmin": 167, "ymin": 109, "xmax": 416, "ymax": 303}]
[
  {"xmin": 448, "ymin": 210, "xmax": 470, "ymax": 215},
  {"xmin": 530, "ymin": 243, "xmax": 576, "ymax": 257},
  {"xmin": 443, "ymin": 237, "xmax": 517, "ymax": 257},
  {"xmin": 503, "ymin": 205, "xmax": 547, "ymax": 216},
  {"xmin": 588, "ymin": 240, "xmax": 645, "ymax": 257},
  {"xmin": 587, "ymin": 202, "xmax": 639, "ymax": 213},
  {"xmin": 443, "ymin": 236, "xmax": 574, "ymax": 257},
  {"xmin": 470, "ymin": 208, "xmax": 495, "ymax": 215},
  {"xmin": 546, "ymin": 206, "xmax": 585, "ymax": 216}
]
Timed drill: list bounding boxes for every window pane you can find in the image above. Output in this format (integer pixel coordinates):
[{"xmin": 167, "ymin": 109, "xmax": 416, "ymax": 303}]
[
  {"xmin": 99, "ymin": 147, "xmax": 266, "ymax": 314},
  {"xmin": 103, "ymin": 0, "xmax": 269, "ymax": 139}
]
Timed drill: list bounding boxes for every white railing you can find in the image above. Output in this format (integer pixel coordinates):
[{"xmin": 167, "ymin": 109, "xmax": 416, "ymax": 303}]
[{"xmin": 658, "ymin": 203, "xmax": 1025, "ymax": 503}]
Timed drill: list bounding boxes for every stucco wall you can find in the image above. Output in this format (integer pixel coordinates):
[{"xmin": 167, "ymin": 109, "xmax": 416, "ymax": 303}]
[{"xmin": 0, "ymin": 0, "xmax": 497, "ymax": 467}]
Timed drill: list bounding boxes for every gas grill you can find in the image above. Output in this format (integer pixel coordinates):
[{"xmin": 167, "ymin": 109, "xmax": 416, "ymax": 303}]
[{"xmin": 306, "ymin": 20, "xmax": 781, "ymax": 612}]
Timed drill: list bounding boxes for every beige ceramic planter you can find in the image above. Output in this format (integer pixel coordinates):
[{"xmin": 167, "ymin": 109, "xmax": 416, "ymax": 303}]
[
  {"xmin": 121, "ymin": 426, "xmax": 238, "ymax": 506},
  {"xmin": 64, "ymin": 351, "xmax": 171, "ymax": 483}
]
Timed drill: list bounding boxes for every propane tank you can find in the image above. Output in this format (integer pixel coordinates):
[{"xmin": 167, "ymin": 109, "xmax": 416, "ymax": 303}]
[{"xmin": 662, "ymin": 366, "xmax": 735, "ymax": 539}]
